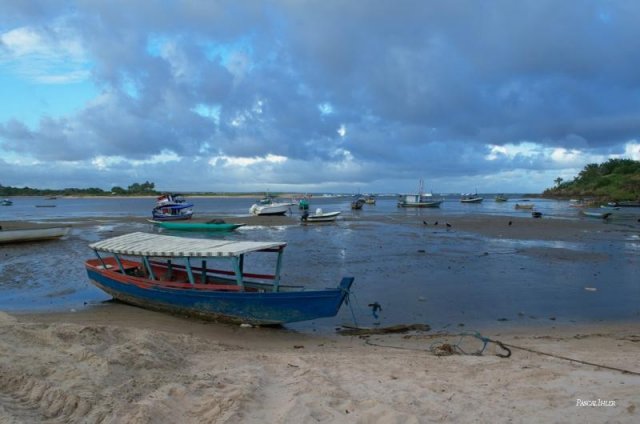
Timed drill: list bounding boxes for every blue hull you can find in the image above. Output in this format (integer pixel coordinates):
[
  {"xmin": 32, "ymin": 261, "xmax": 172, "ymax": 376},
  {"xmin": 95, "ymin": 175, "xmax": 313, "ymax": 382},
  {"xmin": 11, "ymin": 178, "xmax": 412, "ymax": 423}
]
[{"xmin": 87, "ymin": 269, "xmax": 354, "ymax": 325}]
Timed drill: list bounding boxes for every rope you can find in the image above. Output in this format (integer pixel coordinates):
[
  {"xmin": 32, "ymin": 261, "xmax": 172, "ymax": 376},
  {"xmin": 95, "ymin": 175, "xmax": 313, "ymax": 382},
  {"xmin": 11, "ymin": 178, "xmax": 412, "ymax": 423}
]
[
  {"xmin": 363, "ymin": 331, "xmax": 640, "ymax": 376},
  {"xmin": 499, "ymin": 342, "xmax": 640, "ymax": 376},
  {"xmin": 341, "ymin": 287, "xmax": 359, "ymax": 328}
]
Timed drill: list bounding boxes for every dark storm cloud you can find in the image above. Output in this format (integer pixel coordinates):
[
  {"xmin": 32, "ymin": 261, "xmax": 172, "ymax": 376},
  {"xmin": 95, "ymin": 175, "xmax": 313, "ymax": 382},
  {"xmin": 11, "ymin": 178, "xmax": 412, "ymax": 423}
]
[{"xmin": 1, "ymin": 0, "xmax": 639, "ymax": 190}]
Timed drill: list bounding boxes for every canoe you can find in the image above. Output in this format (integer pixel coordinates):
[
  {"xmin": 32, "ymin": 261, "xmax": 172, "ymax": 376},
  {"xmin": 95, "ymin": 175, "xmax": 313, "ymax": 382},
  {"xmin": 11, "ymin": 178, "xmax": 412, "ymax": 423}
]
[
  {"xmin": 149, "ymin": 220, "xmax": 245, "ymax": 232},
  {"xmin": 0, "ymin": 226, "xmax": 70, "ymax": 244},
  {"xmin": 581, "ymin": 210, "xmax": 612, "ymax": 219},
  {"xmin": 85, "ymin": 232, "xmax": 355, "ymax": 325}
]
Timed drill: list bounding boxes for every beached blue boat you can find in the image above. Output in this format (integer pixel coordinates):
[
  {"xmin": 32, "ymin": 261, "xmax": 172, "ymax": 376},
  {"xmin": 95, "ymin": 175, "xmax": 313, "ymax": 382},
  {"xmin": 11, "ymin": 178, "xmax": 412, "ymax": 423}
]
[
  {"xmin": 152, "ymin": 193, "xmax": 194, "ymax": 221},
  {"xmin": 85, "ymin": 232, "xmax": 355, "ymax": 325}
]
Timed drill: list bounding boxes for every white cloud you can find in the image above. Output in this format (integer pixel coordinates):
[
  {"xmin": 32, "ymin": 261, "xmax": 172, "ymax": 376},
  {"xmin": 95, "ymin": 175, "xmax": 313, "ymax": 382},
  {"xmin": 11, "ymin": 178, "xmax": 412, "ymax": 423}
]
[
  {"xmin": 0, "ymin": 25, "xmax": 90, "ymax": 84},
  {"xmin": 91, "ymin": 150, "xmax": 181, "ymax": 170},
  {"xmin": 209, "ymin": 153, "xmax": 287, "ymax": 168}
]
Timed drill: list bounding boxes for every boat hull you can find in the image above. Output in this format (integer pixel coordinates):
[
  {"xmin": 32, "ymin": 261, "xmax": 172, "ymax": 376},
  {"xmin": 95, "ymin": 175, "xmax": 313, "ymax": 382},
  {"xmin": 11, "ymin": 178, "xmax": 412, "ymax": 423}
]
[
  {"xmin": 0, "ymin": 227, "xmax": 70, "ymax": 244},
  {"xmin": 397, "ymin": 201, "xmax": 442, "ymax": 208},
  {"xmin": 460, "ymin": 197, "xmax": 483, "ymax": 203},
  {"xmin": 249, "ymin": 203, "xmax": 293, "ymax": 216},
  {"xmin": 86, "ymin": 267, "xmax": 354, "ymax": 325},
  {"xmin": 302, "ymin": 212, "xmax": 341, "ymax": 223},
  {"xmin": 151, "ymin": 221, "xmax": 244, "ymax": 232}
]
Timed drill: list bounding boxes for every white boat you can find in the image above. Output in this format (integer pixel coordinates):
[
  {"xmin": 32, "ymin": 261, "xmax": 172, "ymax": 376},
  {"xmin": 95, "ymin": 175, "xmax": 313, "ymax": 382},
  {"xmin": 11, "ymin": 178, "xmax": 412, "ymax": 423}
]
[
  {"xmin": 460, "ymin": 193, "xmax": 484, "ymax": 203},
  {"xmin": 398, "ymin": 179, "xmax": 443, "ymax": 208},
  {"xmin": 301, "ymin": 208, "xmax": 341, "ymax": 223},
  {"xmin": 249, "ymin": 201, "xmax": 294, "ymax": 216},
  {"xmin": 515, "ymin": 203, "xmax": 534, "ymax": 210},
  {"xmin": 0, "ymin": 226, "xmax": 70, "ymax": 244}
]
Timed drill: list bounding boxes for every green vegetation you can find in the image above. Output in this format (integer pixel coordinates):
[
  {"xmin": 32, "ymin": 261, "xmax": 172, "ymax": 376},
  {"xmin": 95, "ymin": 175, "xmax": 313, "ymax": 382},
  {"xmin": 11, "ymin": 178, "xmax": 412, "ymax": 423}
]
[
  {"xmin": 544, "ymin": 158, "xmax": 640, "ymax": 201},
  {"xmin": 0, "ymin": 181, "xmax": 159, "ymax": 197}
]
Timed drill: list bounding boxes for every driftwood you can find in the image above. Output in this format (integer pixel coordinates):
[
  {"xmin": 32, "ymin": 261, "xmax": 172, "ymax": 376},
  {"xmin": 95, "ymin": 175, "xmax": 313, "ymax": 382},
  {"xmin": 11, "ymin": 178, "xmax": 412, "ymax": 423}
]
[{"xmin": 337, "ymin": 323, "xmax": 430, "ymax": 336}]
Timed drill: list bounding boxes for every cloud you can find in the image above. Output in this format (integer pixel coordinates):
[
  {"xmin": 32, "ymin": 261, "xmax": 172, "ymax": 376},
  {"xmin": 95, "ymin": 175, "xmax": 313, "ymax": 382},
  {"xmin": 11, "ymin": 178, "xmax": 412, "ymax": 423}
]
[{"xmin": 1, "ymin": 0, "xmax": 640, "ymax": 192}]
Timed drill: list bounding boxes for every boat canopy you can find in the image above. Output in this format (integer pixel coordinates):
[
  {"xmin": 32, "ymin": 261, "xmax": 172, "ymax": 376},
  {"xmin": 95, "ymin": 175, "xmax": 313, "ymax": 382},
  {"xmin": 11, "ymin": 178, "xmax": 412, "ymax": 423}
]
[{"xmin": 89, "ymin": 232, "xmax": 286, "ymax": 258}]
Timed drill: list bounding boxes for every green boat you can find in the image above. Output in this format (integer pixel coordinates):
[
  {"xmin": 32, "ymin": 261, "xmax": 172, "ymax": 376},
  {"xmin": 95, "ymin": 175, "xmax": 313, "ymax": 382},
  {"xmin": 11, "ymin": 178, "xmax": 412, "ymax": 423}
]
[{"xmin": 149, "ymin": 220, "xmax": 245, "ymax": 232}]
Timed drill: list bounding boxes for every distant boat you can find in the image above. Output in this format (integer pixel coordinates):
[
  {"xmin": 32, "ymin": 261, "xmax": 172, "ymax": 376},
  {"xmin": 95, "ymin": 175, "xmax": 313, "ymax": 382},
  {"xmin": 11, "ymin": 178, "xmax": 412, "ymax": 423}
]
[
  {"xmin": 152, "ymin": 193, "xmax": 194, "ymax": 221},
  {"xmin": 149, "ymin": 220, "xmax": 245, "ymax": 232},
  {"xmin": 85, "ymin": 232, "xmax": 355, "ymax": 325},
  {"xmin": 249, "ymin": 201, "xmax": 294, "ymax": 216},
  {"xmin": 531, "ymin": 211, "xmax": 543, "ymax": 218},
  {"xmin": 607, "ymin": 201, "xmax": 640, "ymax": 208},
  {"xmin": 351, "ymin": 196, "xmax": 366, "ymax": 210},
  {"xmin": 1, "ymin": 199, "xmax": 12, "ymax": 206},
  {"xmin": 515, "ymin": 203, "xmax": 534, "ymax": 210},
  {"xmin": 364, "ymin": 195, "xmax": 377, "ymax": 205},
  {"xmin": 35, "ymin": 204, "xmax": 56, "ymax": 208},
  {"xmin": 494, "ymin": 194, "xmax": 508, "ymax": 202},
  {"xmin": 460, "ymin": 193, "xmax": 484, "ymax": 203},
  {"xmin": 398, "ymin": 179, "xmax": 443, "ymax": 208},
  {"xmin": 581, "ymin": 210, "xmax": 612, "ymax": 219},
  {"xmin": 0, "ymin": 226, "xmax": 70, "ymax": 244},
  {"xmin": 301, "ymin": 208, "xmax": 341, "ymax": 223}
]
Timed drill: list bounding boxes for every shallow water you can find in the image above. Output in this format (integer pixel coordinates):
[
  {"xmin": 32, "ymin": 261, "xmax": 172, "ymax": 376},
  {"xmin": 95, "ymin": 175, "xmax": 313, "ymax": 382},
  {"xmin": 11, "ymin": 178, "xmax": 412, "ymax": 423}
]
[{"xmin": 1, "ymin": 196, "xmax": 639, "ymax": 334}]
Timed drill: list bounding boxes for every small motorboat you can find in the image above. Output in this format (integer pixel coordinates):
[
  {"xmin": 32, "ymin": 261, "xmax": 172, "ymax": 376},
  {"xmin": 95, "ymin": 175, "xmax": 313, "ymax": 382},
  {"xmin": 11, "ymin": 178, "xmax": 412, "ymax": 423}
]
[
  {"xmin": 85, "ymin": 232, "xmax": 355, "ymax": 325},
  {"xmin": 152, "ymin": 194, "xmax": 194, "ymax": 221},
  {"xmin": 351, "ymin": 196, "xmax": 366, "ymax": 210},
  {"xmin": 581, "ymin": 210, "xmax": 612, "ymax": 219},
  {"xmin": 494, "ymin": 194, "xmax": 508, "ymax": 202},
  {"xmin": 249, "ymin": 201, "xmax": 294, "ymax": 216},
  {"xmin": 0, "ymin": 225, "xmax": 70, "ymax": 244},
  {"xmin": 1, "ymin": 199, "xmax": 12, "ymax": 206},
  {"xmin": 515, "ymin": 203, "xmax": 534, "ymax": 210},
  {"xmin": 301, "ymin": 208, "xmax": 341, "ymax": 223},
  {"xmin": 460, "ymin": 193, "xmax": 484, "ymax": 203}
]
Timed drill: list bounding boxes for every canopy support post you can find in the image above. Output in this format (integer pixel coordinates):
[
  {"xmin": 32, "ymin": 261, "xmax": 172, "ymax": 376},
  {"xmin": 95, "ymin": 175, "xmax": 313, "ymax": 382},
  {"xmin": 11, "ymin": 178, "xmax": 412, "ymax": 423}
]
[
  {"xmin": 232, "ymin": 256, "xmax": 245, "ymax": 290},
  {"xmin": 273, "ymin": 247, "xmax": 284, "ymax": 292},
  {"xmin": 113, "ymin": 254, "xmax": 125, "ymax": 274},
  {"xmin": 142, "ymin": 256, "xmax": 155, "ymax": 280},
  {"xmin": 201, "ymin": 260, "xmax": 207, "ymax": 284},
  {"xmin": 185, "ymin": 257, "xmax": 195, "ymax": 285}
]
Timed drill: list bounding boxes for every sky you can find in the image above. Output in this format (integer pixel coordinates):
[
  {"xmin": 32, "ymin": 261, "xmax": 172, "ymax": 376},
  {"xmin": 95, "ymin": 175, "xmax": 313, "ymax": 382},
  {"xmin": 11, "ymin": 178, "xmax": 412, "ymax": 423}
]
[{"xmin": 1, "ymin": 0, "xmax": 639, "ymax": 194}]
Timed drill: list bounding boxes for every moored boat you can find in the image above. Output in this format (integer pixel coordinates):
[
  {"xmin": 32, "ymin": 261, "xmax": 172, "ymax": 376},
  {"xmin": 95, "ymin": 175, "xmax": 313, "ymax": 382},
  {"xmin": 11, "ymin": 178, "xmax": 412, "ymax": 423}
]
[
  {"xmin": 494, "ymin": 194, "xmax": 508, "ymax": 202},
  {"xmin": 301, "ymin": 208, "xmax": 341, "ymax": 223},
  {"xmin": 364, "ymin": 195, "xmax": 376, "ymax": 205},
  {"xmin": 1, "ymin": 199, "xmax": 12, "ymax": 206},
  {"xmin": 149, "ymin": 220, "xmax": 245, "ymax": 232},
  {"xmin": 152, "ymin": 194, "xmax": 194, "ymax": 221},
  {"xmin": 581, "ymin": 210, "xmax": 612, "ymax": 219},
  {"xmin": 0, "ymin": 226, "xmax": 70, "ymax": 244},
  {"xmin": 515, "ymin": 203, "xmax": 534, "ymax": 210},
  {"xmin": 249, "ymin": 201, "xmax": 294, "ymax": 216},
  {"xmin": 85, "ymin": 232, "xmax": 355, "ymax": 325},
  {"xmin": 351, "ymin": 196, "xmax": 366, "ymax": 210},
  {"xmin": 460, "ymin": 193, "xmax": 484, "ymax": 203},
  {"xmin": 398, "ymin": 179, "xmax": 443, "ymax": 208}
]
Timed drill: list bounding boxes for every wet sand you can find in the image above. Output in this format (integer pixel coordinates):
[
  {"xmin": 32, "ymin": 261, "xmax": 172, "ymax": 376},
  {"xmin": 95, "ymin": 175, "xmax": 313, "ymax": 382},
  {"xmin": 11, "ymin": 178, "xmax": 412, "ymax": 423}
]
[
  {"xmin": 1, "ymin": 213, "xmax": 639, "ymax": 422},
  {"xmin": 2, "ymin": 211, "xmax": 631, "ymax": 241}
]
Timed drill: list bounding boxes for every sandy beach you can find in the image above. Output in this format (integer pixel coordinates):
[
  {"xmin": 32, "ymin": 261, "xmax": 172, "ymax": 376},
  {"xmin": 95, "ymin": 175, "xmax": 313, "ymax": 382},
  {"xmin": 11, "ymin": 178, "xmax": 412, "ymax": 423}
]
[
  {"xmin": 0, "ymin": 307, "xmax": 638, "ymax": 423},
  {"xmin": 1, "ymin": 210, "xmax": 639, "ymax": 422}
]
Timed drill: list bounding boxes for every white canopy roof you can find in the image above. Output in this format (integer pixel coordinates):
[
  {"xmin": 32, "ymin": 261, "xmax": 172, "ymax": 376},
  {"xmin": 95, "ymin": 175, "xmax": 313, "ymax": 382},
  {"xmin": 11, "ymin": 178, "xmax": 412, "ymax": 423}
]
[{"xmin": 89, "ymin": 232, "xmax": 286, "ymax": 258}]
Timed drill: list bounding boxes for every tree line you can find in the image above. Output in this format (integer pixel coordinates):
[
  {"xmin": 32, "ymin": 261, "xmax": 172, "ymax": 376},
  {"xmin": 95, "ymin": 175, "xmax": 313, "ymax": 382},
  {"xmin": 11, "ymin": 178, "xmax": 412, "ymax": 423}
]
[
  {"xmin": 544, "ymin": 158, "xmax": 640, "ymax": 201},
  {"xmin": 0, "ymin": 181, "xmax": 158, "ymax": 196}
]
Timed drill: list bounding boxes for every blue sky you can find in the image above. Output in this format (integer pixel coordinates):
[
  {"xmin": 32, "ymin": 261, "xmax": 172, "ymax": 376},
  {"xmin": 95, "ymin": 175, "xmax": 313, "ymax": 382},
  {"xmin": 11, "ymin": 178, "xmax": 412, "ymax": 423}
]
[{"xmin": 1, "ymin": 0, "xmax": 639, "ymax": 193}]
